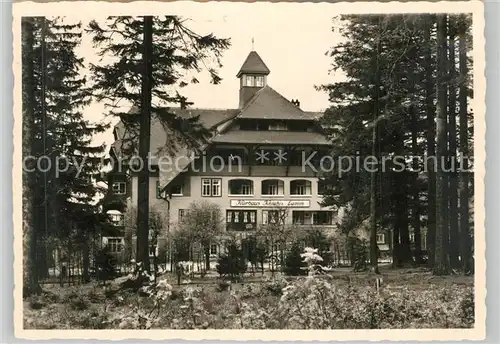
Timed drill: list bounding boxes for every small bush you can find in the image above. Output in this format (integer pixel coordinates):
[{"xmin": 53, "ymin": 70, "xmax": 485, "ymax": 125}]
[
  {"xmin": 29, "ymin": 296, "xmax": 44, "ymax": 310},
  {"xmin": 283, "ymin": 243, "xmax": 307, "ymax": 276},
  {"xmin": 216, "ymin": 244, "xmax": 247, "ymax": 281},
  {"xmin": 459, "ymin": 288, "xmax": 475, "ymax": 326},
  {"xmin": 70, "ymin": 295, "xmax": 90, "ymax": 311},
  {"xmin": 169, "ymin": 289, "xmax": 182, "ymax": 301},
  {"xmin": 304, "ymin": 229, "xmax": 333, "ymax": 266},
  {"xmin": 87, "ymin": 289, "xmax": 105, "ymax": 303},
  {"xmin": 216, "ymin": 281, "xmax": 231, "ymax": 292},
  {"xmin": 95, "ymin": 247, "xmax": 118, "ymax": 281},
  {"xmin": 264, "ymin": 277, "xmax": 288, "ymax": 296},
  {"xmin": 350, "ymin": 238, "xmax": 368, "ymax": 272}
]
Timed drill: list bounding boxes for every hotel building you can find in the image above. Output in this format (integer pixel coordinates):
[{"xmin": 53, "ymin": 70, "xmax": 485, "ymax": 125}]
[{"xmin": 103, "ymin": 50, "xmax": 401, "ymax": 262}]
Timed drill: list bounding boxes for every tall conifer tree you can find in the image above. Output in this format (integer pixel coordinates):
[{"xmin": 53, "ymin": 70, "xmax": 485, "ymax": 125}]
[
  {"xmin": 87, "ymin": 16, "xmax": 230, "ymax": 268},
  {"xmin": 29, "ymin": 17, "xmax": 108, "ymax": 280}
]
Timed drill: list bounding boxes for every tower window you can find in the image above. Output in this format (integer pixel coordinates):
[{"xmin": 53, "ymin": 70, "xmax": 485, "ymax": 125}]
[
  {"xmin": 256, "ymin": 76, "xmax": 264, "ymax": 87},
  {"xmin": 245, "ymin": 75, "xmax": 255, "ymax": 87}
]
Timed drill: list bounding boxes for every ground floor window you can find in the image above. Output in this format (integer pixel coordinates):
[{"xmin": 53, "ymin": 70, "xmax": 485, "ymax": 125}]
[
  {"xmin": 409, "ymin": 232, "xmax": 427, "ymax": 250},
  {"xmin": 210, "ymin": 244, "xmax": 218, "ymax": 255},
  {"xmin": 292, "ymin": 211, "xmax": 311, "ymax": 225},
  {"xmin": 179, "ymin": 209, "xmax": 188, "ymax": 223},
  {"xmin": 313, "ymin": 211, "xmax": 334, "ymax": 225},
  {"xmin": 149, "ymin": 244, "xmax": 158, "ymax": 257},
  {"xmin": 109, "ymin": 213, "xmax": 124, "ymax": 226},
  {"xmin": 376, "ymin": 233, "xmax": 386, "ymax": 244},
  {"xmin": 262, "ymin": 210, "xmax": 286, "ymax": 225},
  {"xmin": 226, "ymin": 210, "xmax": 257, "ymax": 231},
  {"xmin": 292, "ymin": 211, "xmax": 334, "ymax": 225},
  {"xmin": 107, "ymin": 237, "xmax": 124, "ymax": 253}
]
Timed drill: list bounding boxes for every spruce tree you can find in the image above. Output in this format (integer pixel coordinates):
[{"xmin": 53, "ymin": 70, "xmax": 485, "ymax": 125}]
[
  {"xmin": 283, "ymin": 242, "xmax": 307, "ymax": 276},
  {"xmin": 434, "ymin": 14, "xmax": 450, "ymax": 275},
  {"xmin": 86, "ymin": 16, "xmax": 230, "ymax": 153},
  {"xmin": 22, "ymin": 17, "xmax": 41, "ymax": 296},
  {"xmin": 424, "ymin": 15, "xmax": 437, "ymax": 267},
  {"xmin": 319, "ymin": 14, "xmax": 473, "ymax": 271},
  {"xmin": 458, "ymin": 15, "xmax": 472, "ymax": 274},
  {"xmin": 29, "ymin": 17, "xmax": 108, "ymax": 280},
  {"xmin": 319, "ymin": 15, "xmax": 429, "ymax": 266},
  {"xmin": 86, "ymin": 16, "xmax": 230, "ymax": 270},
  {"xmin": 447, "ymin": 18, "xmax": 460, "ymax": 270}
]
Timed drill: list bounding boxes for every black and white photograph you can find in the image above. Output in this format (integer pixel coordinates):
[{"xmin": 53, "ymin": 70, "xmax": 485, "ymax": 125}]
[{"xmin": 13, "ymin": 1, "xmax": 485, "ymax": 340}]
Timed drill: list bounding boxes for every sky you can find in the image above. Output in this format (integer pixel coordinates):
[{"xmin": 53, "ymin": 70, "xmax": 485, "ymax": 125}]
[{"xmin": 73, "ymin": 3, "xmax": 344, "ymax": 149}]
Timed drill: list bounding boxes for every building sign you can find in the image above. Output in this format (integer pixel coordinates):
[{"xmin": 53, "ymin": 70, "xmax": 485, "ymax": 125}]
[{"xmin": 230, "ymin": 199, "xmax": 310, "ymax": 208}]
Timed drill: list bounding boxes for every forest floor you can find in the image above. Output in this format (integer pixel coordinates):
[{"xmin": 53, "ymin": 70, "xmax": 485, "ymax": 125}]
[{"xmin": 24, "ymin": 267, "xmax": 475, "ymax": 330}]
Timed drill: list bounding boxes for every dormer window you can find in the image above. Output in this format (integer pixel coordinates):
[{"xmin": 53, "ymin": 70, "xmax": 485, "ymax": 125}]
[
  {"xmin": 256, "ymin": 76, "xmax": 264, "ymax": 87},
  {"xmin": 268, "ymin": 120, "xmax": 287, "ymax": 131}
]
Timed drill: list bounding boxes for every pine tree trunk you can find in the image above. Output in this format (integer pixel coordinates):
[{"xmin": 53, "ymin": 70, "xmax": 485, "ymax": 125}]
[
  {"xmin": 425, "ymin": 15, "xmax": 437, "ymax": 267},
  {"xmin": 136, "ymin": 16, "xmax": 153, "ymax": 273},
  {"xmin": 391, "ymin": 171, "xmax": 401, "ymax": 267},
  {"xmin": 204, "ymin": 244, "xmax": 210, "ymax": 272},
  {"xmin": 447, "ymin": 22, "xmax": 460, "ymax": 270},
  {"xmin": 399, "ymin": 182, "xmax": 413, "ymax": 265},
  {"xmin": 458, "ymin": 17, "xmax": 471, "ymax": 274},
  {"xmin": 405, "ymin": 42, "xmax": 423, "ymax": 265},
  {"xmin": 393, "ymin": 167, "xmax": 412, "ymax": 266},
  {"xmin": 22, "ymin": 17, "xmax": 41, "ymax": 297},
  {"xmin": 411, "ymin": 103, "xmax": 422, "ymax": 264},
  {"xmin": 369, "ymin": 29, "xmax": 381, "ymax": 274},
  {"xmin": 82, "ymin": 237, "xmax": 90, "ymax": 283},
  {"xmin": 370, "ymin": 123, "xmax": 379, "ymax": 273},
  {"xmin": 434, "ymin": 14, "xmax": 450, "ymax": 275}
]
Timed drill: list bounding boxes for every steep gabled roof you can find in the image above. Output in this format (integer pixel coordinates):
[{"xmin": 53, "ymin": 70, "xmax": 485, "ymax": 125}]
[
  {"xmin": 110, "ymin": 107, "xmax": 238, "ymax": 160},
  {"xmin": 236, "ymin": 51, "xmax": 271, "ymax": 77},
  {"xmin": 111, "ymin": 91, "xmax": 328, "ymax": 190},
  {"xmin": 237, "ymin": 85, "xmax": 314, "ymax": 121}
]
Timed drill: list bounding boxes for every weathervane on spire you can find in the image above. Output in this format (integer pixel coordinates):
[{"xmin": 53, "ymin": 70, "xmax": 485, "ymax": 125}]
[{"xmin": 251, "ymin": 37, "xmax": 255, "ymax": 50}]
